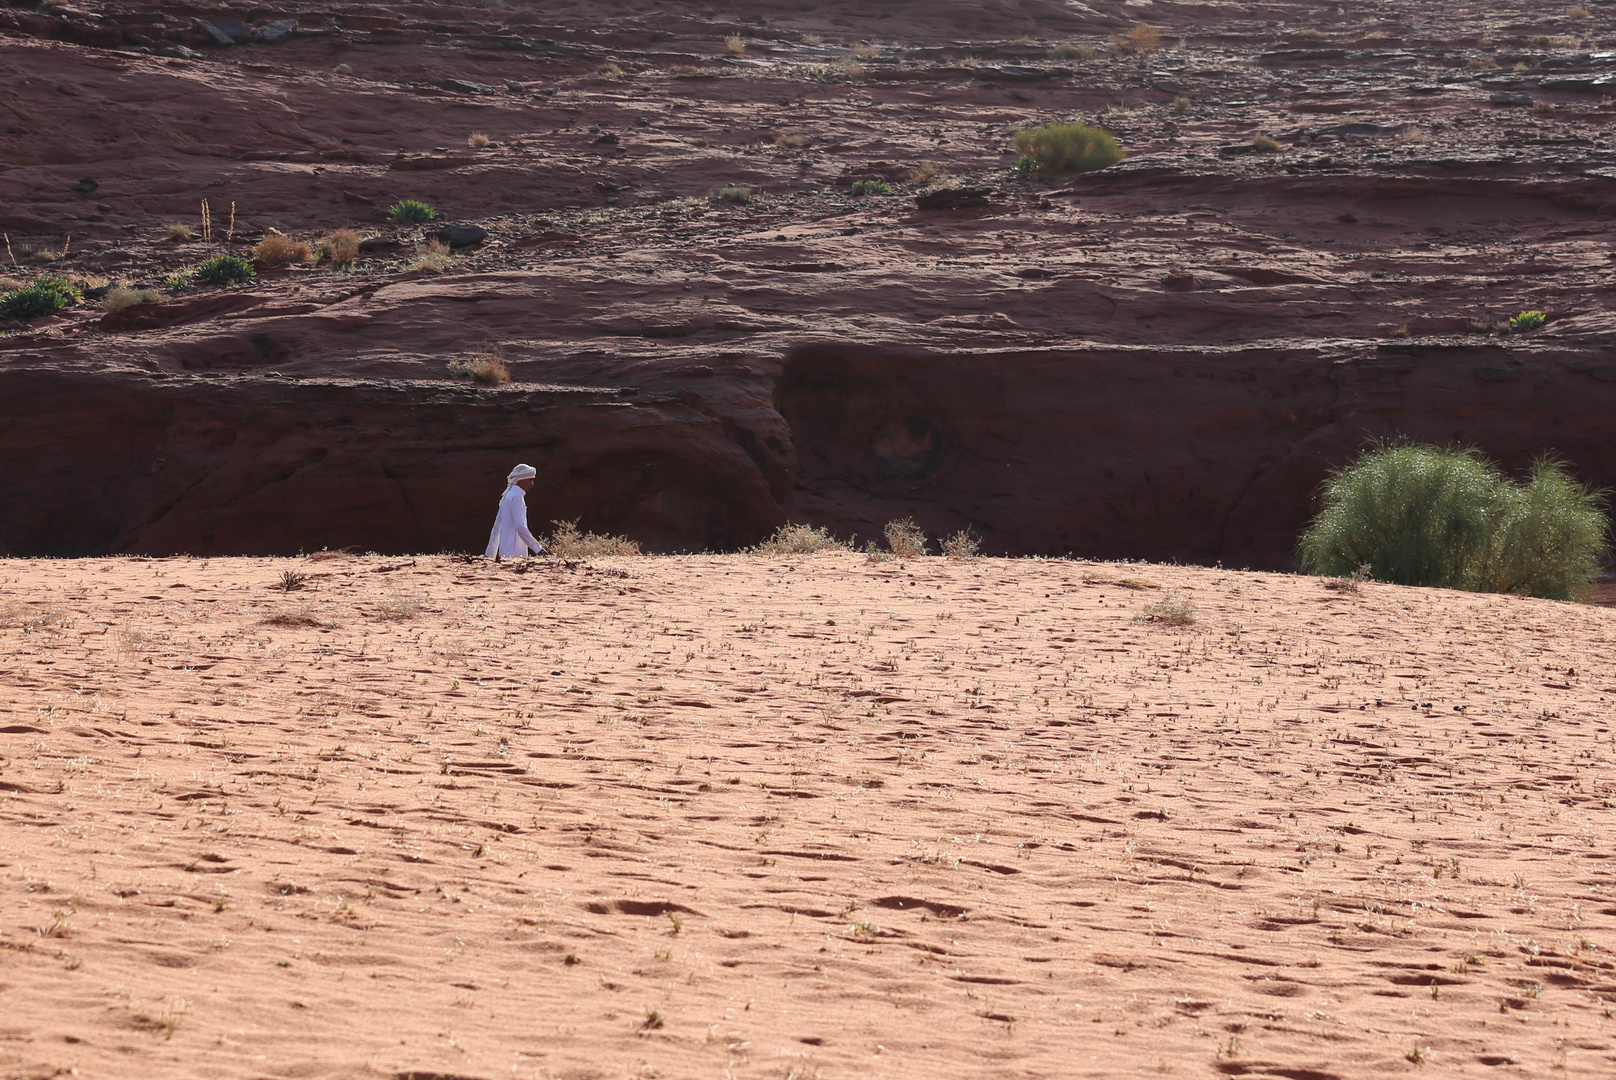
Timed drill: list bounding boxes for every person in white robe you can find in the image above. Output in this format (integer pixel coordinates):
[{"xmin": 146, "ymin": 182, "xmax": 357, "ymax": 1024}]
[{"xmin": 485, "ymin": 463, "xmax": 546, "ymax": 559}]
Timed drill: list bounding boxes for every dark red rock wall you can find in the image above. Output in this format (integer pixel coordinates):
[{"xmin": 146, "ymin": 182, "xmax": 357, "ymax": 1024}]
[
  {"xmin": 8, "ymin": 348, "xmax": 1616, "ymax": 567},
  {"xmin": 778, "ymin": 343, "xmax": 1616, "ymax": 567},
  {"xmin": 0, "ymin": 371, "xmax": 782, "ymax": 557}
]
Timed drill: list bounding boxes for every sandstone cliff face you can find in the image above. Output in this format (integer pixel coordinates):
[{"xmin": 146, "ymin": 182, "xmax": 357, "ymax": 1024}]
[
  {"xmin": 8, "ymin": 334, "xmax": 1616, "ymax": 566},
  {"xmin": 4, "ymin": 0, "xmax": 1615, "ymax": 565}
]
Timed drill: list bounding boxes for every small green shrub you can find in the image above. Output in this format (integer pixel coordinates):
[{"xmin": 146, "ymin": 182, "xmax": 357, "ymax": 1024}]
[
  {"xmin": 851, "ymin": 179, "xmax": 890, "ymax": 196},
  {"xmin": 0, "ymin": 275, "xmax": 82, "ymax": 320},
  {"xmin": 193, "ymin": 256, "xmax": 256, "ymax": 286},
  {"xmin": 1297, "ymin": 442, "xmax": 1606, "ymax": 601},
  {"xmin": 1510, "ymin": 310, "xmax": 1546, "ymax": 332},
  {"xmin": 1011, "ymin": 122, "xmax": 1124, "ymax": 177},
  {"xmin": 388, "ymin": 199, "xmax": 439, "ymax": 223}
]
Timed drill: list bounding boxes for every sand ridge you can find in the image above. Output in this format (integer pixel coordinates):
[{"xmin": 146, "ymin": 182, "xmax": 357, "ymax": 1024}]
[{"xmin": 2, "ymin": 553, "xmax": 1615, "ymax": 1078}]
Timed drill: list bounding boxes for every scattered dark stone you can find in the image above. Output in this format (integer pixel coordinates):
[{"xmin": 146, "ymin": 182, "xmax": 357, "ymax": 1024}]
[
  {"xmin": 978, "ymin": 64, "xmax": 1052, "ymax": 82},
  {"xmin": 71, "ymin": 178, "xmax": 98, "ymax": 193},
  {"xmin": 504, "ymin": 79, "xmax": 526, "ymax": 92},
  {"xmin": 357, "ymin": 236, "xmax": 400, "ymax": 253},
  {"xmin": 259, "ymin": 19, "xmax": 297, "ymax": 43},
  {"xmin": 1539, "ymin": 74, "xmax": 1616, "ymax": 92},
  {"xmin": 193, "ymin": 18, "xmax": 234, "ymax": 46},
  {"xmin": 541, "ymin": 86, "xmax": 557, "ymax": 95},
  {"xmin": 595, "ymin": 132, "xmax": 620, "ymax": 145},
  {"xmin": 209, "ymin": 16, "xmax": 253, "ymax": 43},
  {"xmin": 427, "ymin": 77, "xmax": 500, "ymax": 95},
  {"xmin": 342, "ymin": 191, "xmax": 374, "ymax": 205},
  {"xmin": 1162, "ymin": 273, "xmax": 1198, "ymax": 291},
  {"xmin": 158, "ymin": 44, "xmax": 204, "ymax": 60},
  {"xmin": 915, "ymin": 187, "xmax": 991, "ymax": 210},
  {"xmin": 1490, "ymin": 92, "xmax": 1535, "ymax": 106},
  {"xmin": 1256, "ymin": 49, "xmax": 1347, "ymax": 65},
  {"xmin": 634, "ymin": 116, "xmax": 651, "ymax": 126},
  {"xmin": 435, "ymin": 224, "xmax": 488, "ymax": 248}
]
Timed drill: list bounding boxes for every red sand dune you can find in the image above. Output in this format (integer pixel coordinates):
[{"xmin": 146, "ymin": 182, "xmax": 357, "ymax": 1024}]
[{"xmin": 3, "ymin": 553, "xmax": 1615, "ymax": 1078}]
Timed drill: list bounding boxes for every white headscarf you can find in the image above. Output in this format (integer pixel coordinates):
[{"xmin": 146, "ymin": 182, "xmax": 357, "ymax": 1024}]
[{"xmin": 505, "ymin": 463, "xmax": 537, "ymax": 491}]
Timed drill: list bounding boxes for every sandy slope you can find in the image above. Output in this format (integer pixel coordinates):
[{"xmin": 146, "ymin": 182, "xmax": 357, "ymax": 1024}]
[{"xmin": 2, "ymin": 553, "xmax": 1616, "ymax": 1079}]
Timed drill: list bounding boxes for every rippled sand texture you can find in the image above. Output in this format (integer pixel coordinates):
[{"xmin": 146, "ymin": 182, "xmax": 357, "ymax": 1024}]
[{"xmin": 2, "ymin": 553, "xmax": 1615, "ymax": 1079}]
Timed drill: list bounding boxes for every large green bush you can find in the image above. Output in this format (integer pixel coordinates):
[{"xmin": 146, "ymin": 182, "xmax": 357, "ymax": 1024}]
[
  {"xmin": 1297, "ymin": 442, "xmax": 1607, "ymax": 601},
  {"xmin": 1010, "ymin": 122, "xmax": 1124, "ymax": 177},
  {"xmin": 0, "ymin": 276, "xmax": 81, "ymax": 320}
]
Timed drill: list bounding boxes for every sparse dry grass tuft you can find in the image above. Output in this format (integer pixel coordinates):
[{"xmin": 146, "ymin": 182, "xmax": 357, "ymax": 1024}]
[
  {"xmin": 103, "ymin": 286, "xmax": 161, "ymax": 314},
  {"xmin": 544, "ymin": 521, "xmax": 641, "ymax": 558},
  {"xmin": 320, "ymin": 229, "xmax": 362, "ymax": 266},
  {"xmin": 715, "ymin": 185, "xmax": 752, "ymax": 204},
  {"xmin": 167, "ymin": 223, "xmax": 193, "ymax": 242},
  {"xmin": 259, "ymin": 602, "xmax": 334, "ymax": 629},
  {"xmin": 254, "ymin": 233, "xmax": 313, "ymax": 267},
  {"xmin": 724, "ymin": 33, "xmax": 746, "ymax": 54},
  {"xmin": 1113, "ymin": 23, "xmax": 1160, "ymax": 54},
  {"xmin": 413, "ymin": 239, "xmax": 452, "ymax": 273},
  {"xmin": 1049, "ymin": 42, "xmax": 1095, "ymax": 61},
  {"xmin": 371, "ymin": 590, "xmax": 426, "ymax": 621},
  {"xmin": 1252, "ymin": 133, "xmax": 1282, "ymax": 153},
  {"xmin": 942, "ymin": 529, "xmax": 981, "ymax": 560},
  {"xmin": 446, "ymin": 354, "xmax": 512, "ymax": 385},
  {"xmin": 752, "ymin": 524, "xmax": 848, "ymax": 555},
  {"xmin": 1136, "ymin": 594, "xmax": 1196, "ymax": 626},
  {"xmin": 467, "ymin": 132, "xmax": 491, "ymax": 148},
  {"xmin": 883, "ymin": 517, "xmax": 929, "ymax": 558},
  {"xmin": 597, "ymin": 62, "xmax": 625, "ymax": 77}
]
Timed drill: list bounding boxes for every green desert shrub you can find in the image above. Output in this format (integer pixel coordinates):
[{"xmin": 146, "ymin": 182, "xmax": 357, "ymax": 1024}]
[
  {"xmin": 388, "ymin": 199, "xmax": 439, "ymax": 223},
  {"xmin": 850, "ymin": 179, "xmax": 890, "ymax": 196},
  {"xmin": 0, "ymin": 275, "xmax": 82, "ymax": 320},
  {"xmin": 1510, "ymin": 310, "xmax": 1546, "ymax": 332},
  {"xmin": 1010, "ymin": 122, "xmax": 1124, "ymax": 177},
  {"xmin": 1297, "ymin": 442, "xmax": 1606, "ymax": 601},
  {"xmin": 192, "ymin": 255, "xmax": 256, "ymax": 285}
]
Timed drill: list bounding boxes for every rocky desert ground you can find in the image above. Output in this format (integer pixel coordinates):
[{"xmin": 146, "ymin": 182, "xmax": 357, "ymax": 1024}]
[
  {"xmin": 4, "ymin": 554, "xmax": 1616, "ymax": 1079},
  {"xmin": 3, "ymin": 0, "xmax": 1616, "ymax": 561}
]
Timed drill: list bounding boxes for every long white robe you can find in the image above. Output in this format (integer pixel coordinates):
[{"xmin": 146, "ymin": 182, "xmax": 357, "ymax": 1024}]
[{"xmin": 485, "ymin": 485, "xmax": 544, "ymax": 558}]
